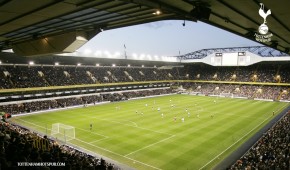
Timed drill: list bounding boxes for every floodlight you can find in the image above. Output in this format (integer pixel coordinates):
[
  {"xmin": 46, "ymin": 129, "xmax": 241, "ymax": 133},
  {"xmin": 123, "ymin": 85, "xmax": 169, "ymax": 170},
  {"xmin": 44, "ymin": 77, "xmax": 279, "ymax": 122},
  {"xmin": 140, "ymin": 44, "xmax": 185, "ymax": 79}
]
[
  {"xmin": 84, "ymin": 49, "xmax": 92, "ymax": 55},
  {"xmin": 153, "ymin": 10, "xmax": 161, "ymax": 15},
  {"xmin": 29, "ymin": 61, "xmax": 34, "ymax": 65}
]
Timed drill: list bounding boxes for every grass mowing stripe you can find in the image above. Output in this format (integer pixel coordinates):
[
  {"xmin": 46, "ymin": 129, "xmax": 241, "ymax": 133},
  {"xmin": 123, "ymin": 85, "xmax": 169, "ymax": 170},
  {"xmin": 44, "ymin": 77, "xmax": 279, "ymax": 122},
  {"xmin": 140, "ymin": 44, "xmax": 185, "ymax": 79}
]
[
  {"xmin": 9, "ymin": 95, "xmax": 289, "ymax": 170},
  {"xmin": 198, "ymin": 101, "xmax": 289, "ymax": 170},
  {"xmin": 125, "ymin": 135, "xmax": 176, "ymax": 157},
  {"xmin": 73, "ymin": 138, "xmax": 162, "ymax": 170},
  {"xmin": 14, "ymin": 116, "xmax": 163, "ymax": 170}
]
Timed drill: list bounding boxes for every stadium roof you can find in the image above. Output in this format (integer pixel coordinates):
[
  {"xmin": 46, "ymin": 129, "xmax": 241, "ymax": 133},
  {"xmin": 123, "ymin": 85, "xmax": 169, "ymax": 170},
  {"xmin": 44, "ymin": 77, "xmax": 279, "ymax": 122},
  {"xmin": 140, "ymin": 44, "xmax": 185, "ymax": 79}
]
[
  {"xmin": 176, "ymin": 46, "xmax": 290, "ymax": 60},
  {"xmin": 0, "ymin": 0, "xmax": 289, "ymax": 56}
]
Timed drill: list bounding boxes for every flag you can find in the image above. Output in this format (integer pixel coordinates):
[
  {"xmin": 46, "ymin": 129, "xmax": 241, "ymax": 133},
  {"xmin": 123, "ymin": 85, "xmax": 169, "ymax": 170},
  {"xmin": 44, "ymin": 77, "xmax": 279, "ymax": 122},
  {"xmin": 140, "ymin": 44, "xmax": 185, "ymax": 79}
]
[{"xmin": 124, "ymin": 44, "xmax": 126, "ymax": 49}]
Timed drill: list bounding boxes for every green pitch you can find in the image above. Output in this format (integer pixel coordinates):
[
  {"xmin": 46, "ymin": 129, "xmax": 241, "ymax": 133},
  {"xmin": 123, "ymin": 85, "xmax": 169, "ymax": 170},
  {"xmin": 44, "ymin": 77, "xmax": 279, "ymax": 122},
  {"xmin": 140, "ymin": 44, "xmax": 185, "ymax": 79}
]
[{"xmin": 9, "ymin": 95, "xmax": 289, "ymax": 170}]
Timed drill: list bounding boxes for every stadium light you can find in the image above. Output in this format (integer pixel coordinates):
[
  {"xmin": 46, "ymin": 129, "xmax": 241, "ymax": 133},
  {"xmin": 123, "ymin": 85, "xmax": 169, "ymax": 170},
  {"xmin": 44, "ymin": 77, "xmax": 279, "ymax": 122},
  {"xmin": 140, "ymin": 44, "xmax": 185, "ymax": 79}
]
[
  {"xmin": 94, "ymin": 51, "xmax": 102, "ymax": 57},
  {"xmin": 55, "ymin": 62, "xmax": 59, "ymax": 66},
  {"xmin": 115, "ymin": 52, "xmax": 121, "ymax": 56},
  {"xmin": 147, "ymin": 54, "xmax": 152, "ymax": 60},
  {"xmin": 77, "ymin": 63, "xmax": 81, "ymax": 66},
  {"xmin": 29, "ymin": 61, "xmax": 34, "ymax": 65},
  {"xmin": 132, "ymin": 53, "xmax": 138, "ymax": 59},
  {"xmin": 112, "ymin": 64, "xmax": 116, "ymax": 67},
  {"xmin": 140, "ymin": 54, "xmax": 145, "ymax": 60},
  {"xmin": 96, "ymin": 63, "xmax": 100, "ymax": 66},
  {"xmin": 0, "ymin": 60, "xmax": 2, "ymax": 64},
  {"xmin": 84, "ymin": 49, "xmax": 92, "ymax": 55},
  {"xmin": 152, "ymin": 10, "xmax": 161, "ymax": 15},
  {"xmin": 104, "ymin": 51, "xmax": 110, "ymax": 58},
  {"xmin": 142, "ymin": 65, "xmax": 144, "ymax": 67},
  {"xmin": 127, "ymin": 64, "xmax": 131, "ymax": 67}
]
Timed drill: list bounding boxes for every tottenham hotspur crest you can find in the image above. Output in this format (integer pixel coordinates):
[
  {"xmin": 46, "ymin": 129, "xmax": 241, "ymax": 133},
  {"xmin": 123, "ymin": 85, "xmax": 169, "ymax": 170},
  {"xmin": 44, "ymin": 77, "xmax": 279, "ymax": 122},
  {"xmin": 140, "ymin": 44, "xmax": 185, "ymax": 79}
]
[{"xmin": 255, "ymin": 3, "xmax": 273, "ymax": 42}]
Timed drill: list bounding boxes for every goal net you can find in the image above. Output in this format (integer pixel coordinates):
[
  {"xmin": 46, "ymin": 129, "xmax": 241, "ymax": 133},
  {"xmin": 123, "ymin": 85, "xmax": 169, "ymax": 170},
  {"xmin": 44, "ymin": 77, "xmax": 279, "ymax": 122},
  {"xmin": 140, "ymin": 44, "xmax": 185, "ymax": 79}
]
[{"xmin": 51, "ymin": 123, "xmax": 75, "ymax": 142}]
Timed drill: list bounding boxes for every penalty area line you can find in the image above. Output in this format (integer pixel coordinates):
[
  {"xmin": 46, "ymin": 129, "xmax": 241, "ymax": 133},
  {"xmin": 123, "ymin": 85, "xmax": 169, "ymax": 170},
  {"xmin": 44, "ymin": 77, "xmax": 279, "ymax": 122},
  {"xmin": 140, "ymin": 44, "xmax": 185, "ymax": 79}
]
[
  {"xmin": 74, "ymin": 138, "xmax": 162, "ymax": 170},
  {"xmin": 88, "ymin": 137, "xmax": 109, "ymax": 144},
  {"xmin": 125, "ymin": 135, "xmax": 175, "ymax": 157},
  {"xmin": 12, "ymin": 118, "xmax": 161, "ymax": 170}
]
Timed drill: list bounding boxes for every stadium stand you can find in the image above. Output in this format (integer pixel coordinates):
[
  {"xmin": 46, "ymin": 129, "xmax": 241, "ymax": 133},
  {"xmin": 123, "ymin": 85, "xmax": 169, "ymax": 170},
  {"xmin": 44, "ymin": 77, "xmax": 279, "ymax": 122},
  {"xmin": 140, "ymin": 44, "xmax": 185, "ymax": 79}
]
[
  {"xmin": 0, "ymin": 63, "xmax": 289, "ymax": 88},
  {"xmin": 0, "ymin": 89, "xmax": 173, "ymax": 115},
  {"xmin": 0, "ymin": 121, "xmax": 117, "ymax": 169},
  {"xmin": 0, "ymin": 62, "xmax": 289, "ymax": 169},
  {"xmin": 0, "ymin": 65, "xmax": 183, "ymax": 88},
  {"xmin": 229, "ymin": 111, "xmax": 290, "ymax": 170}
]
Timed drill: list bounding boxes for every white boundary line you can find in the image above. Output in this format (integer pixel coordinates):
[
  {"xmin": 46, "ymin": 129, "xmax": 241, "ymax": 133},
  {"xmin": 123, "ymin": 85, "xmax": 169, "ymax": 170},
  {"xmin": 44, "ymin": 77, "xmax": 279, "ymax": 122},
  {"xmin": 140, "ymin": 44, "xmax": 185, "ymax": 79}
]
[
  {"xmin": 76, "ymin": 127, "xmax": 108, "ymax": 138},
  {"xmin": 73, "ymin": 138, "xmax": 162, "ymax": 170},
  {"xmin": 15, "ymin": 117, "xmax": 109, "ymax": 138},
  {"xmin": 125, "ymin": 135, "xmax": 175, "ymax": 157},
  {"xmin": 88, "ymin": 137, "xmax": 109, "ymax": 144},
  {"xmin": 198, "ymin": 103, "xmax": 289, "ymax": 170},
  {"xmin": 12, "ymin": 117, "xmax": 162, "ymax": 170}
]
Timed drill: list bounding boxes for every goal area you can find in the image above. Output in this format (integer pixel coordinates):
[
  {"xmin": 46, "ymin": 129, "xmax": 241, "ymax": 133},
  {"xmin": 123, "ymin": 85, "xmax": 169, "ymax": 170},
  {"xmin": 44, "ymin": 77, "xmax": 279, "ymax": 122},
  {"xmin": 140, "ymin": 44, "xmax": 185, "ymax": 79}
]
[{"xmin": 51, "ymin": 123, "xmax": 75, "ymax": 142}]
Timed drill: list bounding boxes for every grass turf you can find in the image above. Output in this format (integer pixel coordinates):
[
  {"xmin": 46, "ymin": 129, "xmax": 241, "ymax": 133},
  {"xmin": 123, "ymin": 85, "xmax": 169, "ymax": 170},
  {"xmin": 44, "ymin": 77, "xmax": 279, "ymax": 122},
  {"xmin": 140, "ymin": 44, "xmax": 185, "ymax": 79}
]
[{"xmin": 9, "ymin": 94, "xmax": 289, "ymax": 170}]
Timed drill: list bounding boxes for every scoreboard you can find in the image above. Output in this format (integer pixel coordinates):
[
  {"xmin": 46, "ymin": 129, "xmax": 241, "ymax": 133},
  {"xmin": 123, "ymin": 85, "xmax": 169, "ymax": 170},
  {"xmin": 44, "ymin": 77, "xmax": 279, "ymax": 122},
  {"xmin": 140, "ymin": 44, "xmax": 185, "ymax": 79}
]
[{"xmin": 211, "ymin": 52, "xmax": 250, "ymax": 66}]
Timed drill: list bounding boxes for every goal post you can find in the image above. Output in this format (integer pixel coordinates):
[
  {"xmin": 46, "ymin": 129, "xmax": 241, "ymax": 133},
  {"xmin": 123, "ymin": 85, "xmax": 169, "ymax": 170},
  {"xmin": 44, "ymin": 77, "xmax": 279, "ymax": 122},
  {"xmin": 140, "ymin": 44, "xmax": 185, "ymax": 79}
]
[{"xmin": 51, "ymin": 123, "xmax": 75, "ymax": 142}]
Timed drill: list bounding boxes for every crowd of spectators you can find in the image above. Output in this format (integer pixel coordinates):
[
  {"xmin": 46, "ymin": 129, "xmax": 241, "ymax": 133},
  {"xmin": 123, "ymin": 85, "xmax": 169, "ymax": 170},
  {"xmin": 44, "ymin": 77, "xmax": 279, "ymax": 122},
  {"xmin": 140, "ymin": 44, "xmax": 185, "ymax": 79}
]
[
  {"xmin": 183, "ymin": 83, "xmax": 290, "ymax": 100},
  {"xmin": 229, "ymin": 111, "xmax": 290, "ymax": 170},
  {"xmin": 185, "ymin": 64, "xmax": 290, "ymax": 83},
  {"xmin": 0, "ymin": 63, "xmax": 289, "ymax": 169},
  {"xmin": 0, "ymin": 88, "xmax": 173, "ymax": 169},
  {"xmin": 0, "ymin": 65, "xmax": 184, "ymax": 88},
  {"xmin": 0, "ymin": 64, "xmax": 289, "ymax": 89},
  {"xmin": 0, "ymin": 121, "xmax": 117, "ymax": 169},
  {"xmin": 0, "ymin": 88, "xmax": 173, "ymax": 115}
]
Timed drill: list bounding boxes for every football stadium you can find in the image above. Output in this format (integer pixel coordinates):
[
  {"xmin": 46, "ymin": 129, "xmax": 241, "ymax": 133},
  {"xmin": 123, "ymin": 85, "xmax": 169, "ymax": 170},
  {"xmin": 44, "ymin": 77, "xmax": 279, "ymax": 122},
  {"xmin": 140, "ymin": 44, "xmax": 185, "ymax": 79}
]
[{"xmin": 0, "ymin": 1, "xmax": 289, "ymax": 170}]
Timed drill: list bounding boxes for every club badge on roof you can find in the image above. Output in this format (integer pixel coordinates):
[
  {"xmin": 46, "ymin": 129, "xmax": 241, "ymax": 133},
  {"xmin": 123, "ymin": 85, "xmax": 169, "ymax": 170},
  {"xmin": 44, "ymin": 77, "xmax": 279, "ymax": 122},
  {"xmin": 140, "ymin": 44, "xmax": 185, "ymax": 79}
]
[{"xmin": 255, "ymin": 3, "xmax": 273, "ymax": 42}]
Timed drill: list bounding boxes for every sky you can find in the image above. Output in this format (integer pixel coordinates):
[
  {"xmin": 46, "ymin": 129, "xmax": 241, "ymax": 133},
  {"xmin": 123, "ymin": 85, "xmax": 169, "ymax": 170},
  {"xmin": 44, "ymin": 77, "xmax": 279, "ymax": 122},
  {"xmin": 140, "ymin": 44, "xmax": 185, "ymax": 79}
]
[{"xmin": 78, "ymin": 20, "xmax": 261, "ymax": 57}]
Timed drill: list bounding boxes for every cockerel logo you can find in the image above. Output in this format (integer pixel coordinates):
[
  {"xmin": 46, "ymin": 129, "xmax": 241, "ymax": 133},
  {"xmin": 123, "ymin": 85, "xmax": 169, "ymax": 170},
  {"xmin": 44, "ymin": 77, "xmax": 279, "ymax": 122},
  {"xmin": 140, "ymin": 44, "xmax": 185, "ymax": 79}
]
[{"xmin": 258, "ymin": 3, "xmax": 271, "ymax": 35}]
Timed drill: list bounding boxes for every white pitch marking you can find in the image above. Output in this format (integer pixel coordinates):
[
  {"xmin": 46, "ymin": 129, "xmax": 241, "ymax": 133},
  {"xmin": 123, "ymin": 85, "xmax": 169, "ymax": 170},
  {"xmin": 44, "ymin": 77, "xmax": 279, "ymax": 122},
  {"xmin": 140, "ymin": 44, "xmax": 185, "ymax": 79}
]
[
  {"xmin": 125, "ymin": 135, "xmax": 175, "ymax": 157},
  {"xmin": 198, "ymin": 103, "xmax": 289, "ymax": 170},
  {"xmin": 12, "ymin": 118, "xmax": 162, "ymax": 170}
]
